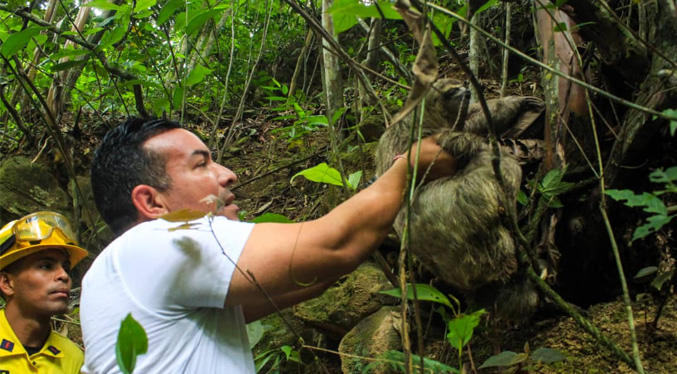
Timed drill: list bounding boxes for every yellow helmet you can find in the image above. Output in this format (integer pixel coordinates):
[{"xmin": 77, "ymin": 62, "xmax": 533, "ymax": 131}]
[{"xmin": 0, "ymin": 211, "xmax": 88, "ymax": 271}]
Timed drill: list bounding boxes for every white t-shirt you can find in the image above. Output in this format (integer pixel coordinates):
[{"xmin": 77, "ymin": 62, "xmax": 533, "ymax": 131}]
[{"xmin": 80, "ymin": 216, "xmax": 256, "ymax": 373}]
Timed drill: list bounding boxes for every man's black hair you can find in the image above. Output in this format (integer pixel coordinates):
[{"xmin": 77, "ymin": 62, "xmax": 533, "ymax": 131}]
[{"xmin": 91, "ymin": 118, "xmax": 182, "ymax": 235}]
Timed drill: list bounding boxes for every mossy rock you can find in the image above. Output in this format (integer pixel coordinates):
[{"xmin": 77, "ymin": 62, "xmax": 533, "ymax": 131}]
[
  {"xmin": 292, "ymin": 261, "xmax": 393, "ymax": 334},
  {"xmin": 0, "ymin": 156, "xmax": 71, "ymax": 224},
  {"xmin": 339, "ymin": 306, "xmax": 403, "ymax": 374}
]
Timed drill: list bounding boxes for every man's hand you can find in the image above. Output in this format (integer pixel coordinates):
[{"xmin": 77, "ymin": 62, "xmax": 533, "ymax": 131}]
[{"xmin": 397, "ymin": 136, "xmax": 457, "ymax": 182}]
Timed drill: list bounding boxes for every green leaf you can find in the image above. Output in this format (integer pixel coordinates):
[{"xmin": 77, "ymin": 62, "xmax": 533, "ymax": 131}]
[
  {"xmin": 446, "ymin": 309, "xmax": 485, "ymax": 350},
  {"xmin": 186, "ymin": 9, "xmax": 221, "ymax": 36},
  {"xmin": 348, "ymin": 171, "xmax": 362, "ymax": 190},
  {"xmin": 51, "ymin": 60, "xmax": 87, "ymax": 72},
  {"xmin": 517, "ymin": 190, "xmax": 527, "ymax": 205},
  {"xmin": 0, "ymin": 27, "xmax": 45, "ymax": 58},
  {"xmin": 329, "ymin": 0, "xmax": 401, "ymax": 19},
  {"xmin": 539, "ymin": 169, "xmax": 574, "ymax": 197},
  {"xmin": 661, "ymin": 109, "xmax": 677, "ymax": 136},
  {"xmin": 250, "ymin": 213, "xmax": 295, "ymax": 223},
  {"xmin": 379, "ymin": 283, "xmax": 454, "ymax": 310},
  {"xmin": 633, "ymin": 266, "xmax": 658, "ymax": 280},
  {"xmin": 649, "ymin": 166, "xmax": 677, "ymax": 184},
  {"xmin": 115, "ymin": 313, "xmax": 148, "ymax": 374},
  {"xmin": 650, "ymin": 269, "xmax": 674, "ymax": 291},
  {"xmin": 530, "ymin": 347, "xmax": 566, "ymax": 363},
  {"xmin": 632, "ymin": 214, "xmax": 674, "ymax": 241},
  {"xmin": 246, "ymin": 320, "xmax": 266, "ymax": 349},
  {"xmin": 185, "ymin": 64, "xmax": 213, "ymax": 87},
  {"xmin": 134, "ymin": 0, "xmax": 156, "ymax": 13},
  {"xmin": 172, "ymin": 85, "xmax": 184, "ymax": 109},
  {"xmin": 152, "ymin": 97, "xmax": 170, "ymax": 117},
  {"xmin": 158, "ymin": 0, "xmax": 184, "ymax": 25},
  {"xmin": 87, "ymin": 0, "xmax": 123, "ymax": 11},
  {"xmin": 374, "ymin": 350, "xmax": 460, "ymax": 373},
  {"xmin": 479, "ymin": 351, "xmax": 528, "ymax": 369},
  {"xmin": 329, "ymin": 0, "xmax": 401, "ymax": 34},
  {"xmin": 291, "ymin": 163, "xmax": 344, "ymax": 187},
  {"xmin": 98, "ymin": 24, "xmax": 127, "ymax": 51}
]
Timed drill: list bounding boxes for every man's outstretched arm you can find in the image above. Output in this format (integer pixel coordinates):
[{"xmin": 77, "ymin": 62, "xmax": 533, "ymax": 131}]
[{"xmin": 226, "ymin": 137, "xmax": 456, "ymax": 320}]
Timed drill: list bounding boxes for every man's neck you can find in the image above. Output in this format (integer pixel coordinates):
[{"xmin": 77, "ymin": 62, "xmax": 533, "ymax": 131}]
[{"xmin": 4, "ymin": 305, "xmax": 51, "ymax": 349}]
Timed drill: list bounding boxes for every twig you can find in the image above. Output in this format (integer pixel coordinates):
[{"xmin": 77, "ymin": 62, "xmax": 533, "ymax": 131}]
[{"xmin": 232, "ymin": 148, "xmax": 328, "ymax": 191}]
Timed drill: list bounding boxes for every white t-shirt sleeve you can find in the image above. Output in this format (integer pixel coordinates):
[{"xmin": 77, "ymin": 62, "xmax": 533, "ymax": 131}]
[{"xmin": 117, "ymin": 216, "xmax": 255, "ymax": 312}]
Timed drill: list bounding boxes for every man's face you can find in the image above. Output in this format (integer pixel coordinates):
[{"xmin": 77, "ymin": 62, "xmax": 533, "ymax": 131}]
[
  {"xmin": 144, "ymin": 128, "xmax": 240, "ymax": 220},
  {"xmin": 0, "ymin": 249, "xmax": 72, "ymax": 317}
]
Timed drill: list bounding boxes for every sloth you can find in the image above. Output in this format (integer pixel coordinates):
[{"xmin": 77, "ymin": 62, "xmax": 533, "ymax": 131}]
[{"xmin": 375, "ymin": 78, "xmax": 545, "ymax": 321}]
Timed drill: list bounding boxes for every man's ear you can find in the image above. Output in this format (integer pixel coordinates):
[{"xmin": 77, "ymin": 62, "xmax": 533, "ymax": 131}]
[
  {"xmin": 0, "ymin": 272, "xmax": 15, "ymax": 299},
  {"xmin": 131, "ymin": 184, "xmax": 168, "ymax": 220}
]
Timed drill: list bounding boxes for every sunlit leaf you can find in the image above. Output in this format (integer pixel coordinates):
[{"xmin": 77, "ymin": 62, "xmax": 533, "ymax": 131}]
[
  {"xmin": 446, "ymin": 309, "xmax": 485, "ymax": 350},
  {"xmin": 380, "ymin": 283, "xmax": 454, "ymax": 310},
  {"xmin": 250, "ymin": 213, "xmax": 295, "ymax": 223},
  {"xmin": 134, "ymin": 0, "xmax": 156, "ymax": 13},
  {"xmin": 158, "ymin": 0, "xmax": 185, "ymax": 24},
  {"xmin": 186, "ymin": 9, "xmax": 221, "ymax": 36},
  {"xmin": 348, "ymin": 171, "xmax": 362, "ymax": 190},
  {"xmin": 115, "ymin": 313, "xmax": 148, "ymax": 374},
  {"xmin": 291, "ymin": 163, "xmax": 344, "ymax": 187},
  {"xmin": 87, "ymin": 0, "xmax": 123, "ymax": 11},
  {"xmin": 185, "ymin": 64, "xmax": 213, "ymax": 87},
  {"xmin": 1, "ymin": 27, "xmax": 45, "ymax": 58},
  {"xmin": 98, "ymin": 25, "xmax": 127, "ymax": 51}
]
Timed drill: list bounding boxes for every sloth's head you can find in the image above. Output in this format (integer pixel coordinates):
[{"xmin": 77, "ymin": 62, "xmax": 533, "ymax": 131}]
[{"xmin": 426, "ymin": 78, "xmax": 471, "ymax": 130}]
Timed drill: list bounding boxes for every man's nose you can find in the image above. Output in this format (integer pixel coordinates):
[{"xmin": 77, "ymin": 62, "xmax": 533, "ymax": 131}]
[
  {"xmin": 217, "ymin": 164, "xmax": 238, "ymax": 186},
  {"xmin": 55, "ymin": 264, "xmax": 71, "ymax": 283}
]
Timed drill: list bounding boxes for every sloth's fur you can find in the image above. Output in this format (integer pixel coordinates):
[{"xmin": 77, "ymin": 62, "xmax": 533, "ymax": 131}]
[{"xmin": 375, "ymin": 78, "xmax": 544, "ymax": 321}]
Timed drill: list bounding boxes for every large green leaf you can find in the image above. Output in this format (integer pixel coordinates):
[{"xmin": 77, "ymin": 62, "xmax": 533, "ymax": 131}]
[
  {"xmin": 479, "ymin": 351, "xmax": 527, "ymax": 369},
  {"xmin": 115, "ymin": 313, "xmax": 148, "ymax": 374},
  {"xmin": 185, "ymin": 64, "xmax": 213, "ymax": 87},
  {"xmin": 379, "ymin": 283, "xmax": 454, "ymax": 309},
  {"xmin": 246, "ymin": 320, "xmax": 266, "ymax": 348},
  {"xmin": 446, "ymin": 309, "xmax": 484, "ymax": 350},
  {"xmin": 134, "ymin": 0, "xmax": 157, "ymax": 13},
  {"xmin": 186, "ymin": 9, "xmax": 221, "ymax": 36},
  {"xmin": 328, "ymin": 0, "xmax": 402, "ymax": 34},
  {"xmin": 649, "ymin": 166, "xmax": 677, "ymax": 185},
  {"xmin": 158, "ymin": 0, "xmax": 184, "ymax": 24},
  {"xmin": 633, "ymin": 214, "xmax": 674, "ymax": 241},
  {"xmin": 291, "ymin": 163, "xmax": 344, "ymax": 187},
  {"xmin": 87, "ymin": 0, "xmax": 123, "ymax": 11},
  {"xmin": 0, "ymin": 27, "xmax": 45, "ymax": 58},
  {"xmin": 605, "ymin": 190, "xmax": 667, "ymax": 215}
]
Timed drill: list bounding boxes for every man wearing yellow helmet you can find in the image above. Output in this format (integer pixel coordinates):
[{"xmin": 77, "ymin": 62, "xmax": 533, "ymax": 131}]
[{"xmin": 0, "ymin": 211, "xmax": 89, "ymax": 374}]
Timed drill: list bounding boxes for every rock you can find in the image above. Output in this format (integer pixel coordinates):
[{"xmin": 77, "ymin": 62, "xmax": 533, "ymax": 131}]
[
  {"xmin": 0, "ymin": 156, "xmax": 71, "ymax": 224},
  {"xmin": 339, "ymin": 306, "xmax": 403, "ymax": 374},
  {"xmin": 293, "ymin": 261, "xmax": 393, "ymax": 334}
]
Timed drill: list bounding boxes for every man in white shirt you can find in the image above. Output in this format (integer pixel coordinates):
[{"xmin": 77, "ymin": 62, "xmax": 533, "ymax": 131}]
[{"xmin": 80, "ymin": 117, "xmax": 456, "ymax": 373}]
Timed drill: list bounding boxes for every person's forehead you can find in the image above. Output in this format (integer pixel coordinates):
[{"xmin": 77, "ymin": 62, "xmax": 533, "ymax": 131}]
[
  {"xmin": 143, "ymin": 128, "xmax": 210, "ymax": 158},
  {"xmin": 24, "ymin": 248, "xmax": 69, "ymax": 262}
]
